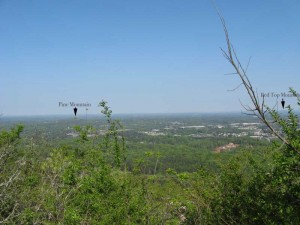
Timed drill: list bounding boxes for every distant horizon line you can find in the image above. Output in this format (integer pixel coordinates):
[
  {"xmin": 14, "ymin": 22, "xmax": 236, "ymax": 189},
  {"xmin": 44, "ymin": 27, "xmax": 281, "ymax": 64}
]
[
  {"xmin": 1, "ymin": 111, "xmax": 243, "ymax": 117},
  {"xmin": 1, "ymin": 110, "xmax": 292, "ymax": 118}
]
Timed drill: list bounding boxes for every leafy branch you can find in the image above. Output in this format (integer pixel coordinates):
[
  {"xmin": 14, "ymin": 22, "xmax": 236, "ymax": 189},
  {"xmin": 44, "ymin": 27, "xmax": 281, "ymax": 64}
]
[{"xmin": 99, "ymin": 100, "xmax": 126, "ymax": 169}]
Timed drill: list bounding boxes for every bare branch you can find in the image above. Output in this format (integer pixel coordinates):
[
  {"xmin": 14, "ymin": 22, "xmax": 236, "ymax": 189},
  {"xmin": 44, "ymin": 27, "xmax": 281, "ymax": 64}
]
[
  {"xmin": 245, "ymin": 57, "xmax": 252, "ymax": 74},
  {"xmin": 227, "ymin": 83, "xmax": 243, "ymax": 92},
  {"xmin": 0, "ymin": 203, "xmax": 18, "ymax": 224},
  {"xmin": 216, "ymin": 9, "xmax": 300, "ymax": 154},
  {"xmin": 224, "ymin": 72, "xmax": 238, "ymax": 76}
]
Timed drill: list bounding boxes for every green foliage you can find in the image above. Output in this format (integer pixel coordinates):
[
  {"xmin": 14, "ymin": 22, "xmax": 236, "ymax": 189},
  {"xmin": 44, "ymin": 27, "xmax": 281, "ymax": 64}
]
[
  {"xmin": 0, "ymin": 125, "xmax": 24, "ymax": 223},
  {"xmin": 1, "ymin": 96, "xmax": 299, "ymax": 224},
  {"xmin": 99, "ymin": 100, "xmax": 126, "ymax": 169},
  {"xmin": 187, "ymin": 89, "xmax": 300, "ymax": 224},
  {"xmin": 73, "ymin": 125, "xmax": 89, "ymax": 143},
  {"xmin": 0, "ymin": 124, "xmax": 23, "ymax": 147}
]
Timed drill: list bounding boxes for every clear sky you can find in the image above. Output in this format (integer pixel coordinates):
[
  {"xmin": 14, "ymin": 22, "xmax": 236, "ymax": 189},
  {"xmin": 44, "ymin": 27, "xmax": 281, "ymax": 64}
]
[{"xmin": 0, "ymin": 0, "xmax": 299, "ymax": 116}]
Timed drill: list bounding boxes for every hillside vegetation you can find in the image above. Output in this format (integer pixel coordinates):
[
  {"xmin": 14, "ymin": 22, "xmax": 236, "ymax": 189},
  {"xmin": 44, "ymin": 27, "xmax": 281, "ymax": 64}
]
[{"xmin": 0, "ymin": 100, "xmax": 299, "ymax": 224}]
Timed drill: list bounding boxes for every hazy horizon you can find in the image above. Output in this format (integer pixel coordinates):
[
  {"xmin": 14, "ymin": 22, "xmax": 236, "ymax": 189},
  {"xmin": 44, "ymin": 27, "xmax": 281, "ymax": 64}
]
[
  {"xmin": 1, "ymin": 111, "xmax": 247, "ymax": 118},
  {"xmin": 2, "ymin": 110, "xmax": 296, "ymax": 121}
]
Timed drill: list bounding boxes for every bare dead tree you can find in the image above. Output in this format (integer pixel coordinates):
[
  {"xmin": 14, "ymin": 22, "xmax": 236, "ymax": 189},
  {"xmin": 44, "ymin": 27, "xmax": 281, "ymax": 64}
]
[{"xmin": 214, "ymin": 7, "xmax": 300, "ymax": 155}]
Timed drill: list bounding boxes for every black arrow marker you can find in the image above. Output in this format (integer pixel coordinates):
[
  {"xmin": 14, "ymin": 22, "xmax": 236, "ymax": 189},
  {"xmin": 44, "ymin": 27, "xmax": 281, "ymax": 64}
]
[
  {"xmin": 73, "ymin": 107, "xmax": 78, "ymax": 116},
  {"xmin": 281, "ymin": 98, "xmax": 285, "ymax": 109}
]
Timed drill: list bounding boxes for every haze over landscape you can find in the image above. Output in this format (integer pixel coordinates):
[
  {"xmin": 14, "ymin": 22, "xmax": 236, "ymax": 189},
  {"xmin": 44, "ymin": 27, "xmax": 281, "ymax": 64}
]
[
  {"xmin": 1, "ymin": 2, "xmax": 300, "ymax": 224},
  {"xmin": 1, "ymin": 0, "xmax": 300, "ymax": 115}
]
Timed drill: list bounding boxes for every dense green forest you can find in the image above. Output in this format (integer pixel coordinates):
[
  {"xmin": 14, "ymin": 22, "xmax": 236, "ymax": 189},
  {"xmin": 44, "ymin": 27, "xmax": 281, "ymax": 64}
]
[{"xmin": 0, "ymin": 100, "xmax": 299, "ymax": 224}]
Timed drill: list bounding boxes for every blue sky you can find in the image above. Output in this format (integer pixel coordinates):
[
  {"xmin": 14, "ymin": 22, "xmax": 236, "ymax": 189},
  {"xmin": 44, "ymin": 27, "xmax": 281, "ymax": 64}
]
[{"xmin": 0, "ymin": 0, "xmax": 299, "ymax": 116}]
